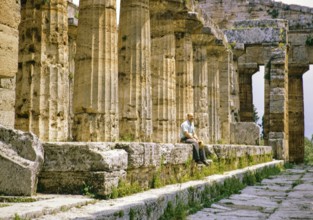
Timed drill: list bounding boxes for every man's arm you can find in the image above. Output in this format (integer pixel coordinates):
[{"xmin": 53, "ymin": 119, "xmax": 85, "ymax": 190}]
[{"xmin": 183, "ymin": 130, "xmax": 193, "ymax": 139}]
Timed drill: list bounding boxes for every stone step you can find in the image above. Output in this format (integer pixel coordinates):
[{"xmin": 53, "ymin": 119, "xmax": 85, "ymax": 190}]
[
  {"xmin": 0, "ymin": 194, "xmax": 95, "ymax": 220},
  {"xmin": 0, "ymin": 160, "xmax": 281, "ymax": 220}
]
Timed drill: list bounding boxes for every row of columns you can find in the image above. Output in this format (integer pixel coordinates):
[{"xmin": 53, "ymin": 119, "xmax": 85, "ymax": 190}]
[{"xmin": 14, "ymin": 0, "xmax": 240, "ymax": 145}]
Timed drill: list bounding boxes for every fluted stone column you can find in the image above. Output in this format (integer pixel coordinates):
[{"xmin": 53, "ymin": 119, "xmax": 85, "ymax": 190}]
[
  {"xmin": 207, "ymin": 46, "xmax": 223, "ymax": 143},
  {"xmin": 175, "ymin": 32, "xmax": 194, "ymax": 128},
  {"xmin": 238, "ymin": 63, "xmax": 259, "ymax": 122},
  {"xmin": 68, "ymin": 20, "xmax": 77, "ymax": 141},
  {"xmin": 288, "ymin": 65, "xmax": 308, "ymax": 163},
  {"xmin": 0, "ymin": 0, "xmax": 20, "ymax": 127},
  {"xmin": 264, "ymin": 47, "xmax": 289, "ymax": 160},
  {"xmin": 16, "ymin": 0, "xmax": 69, "ymax": 141},
  {"xmin": 119, "ymin": 0, "xmax": 152, "ymax": 141},
  {"xmin": 73, "ymin": 0, "xmax": 118, "ymax": 142},
  {"xmin": 192, "ymin": 33, "xmax": 214, "ymax": 143},
  {"xmin": 151, "ymin": 18, "xmax": 176, "ymax": 143},
  {"xmin": 218, "ymin": 50, "xmax": 232, "ymax": 142}
]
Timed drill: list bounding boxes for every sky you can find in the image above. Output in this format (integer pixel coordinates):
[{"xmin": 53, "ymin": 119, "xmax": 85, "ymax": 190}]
[{"xmin": 73, "ymin": 0, "xmax": 313, "ymax": 138}]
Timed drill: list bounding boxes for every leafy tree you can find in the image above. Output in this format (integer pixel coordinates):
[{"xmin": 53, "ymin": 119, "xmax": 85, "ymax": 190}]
[
  {"xmin": 304, "ymin": 135, "xmax": 313, "ymax": 165},
  {"xmin": 253, "ymin": 104, "xmax": 260, "ymax": 124}
]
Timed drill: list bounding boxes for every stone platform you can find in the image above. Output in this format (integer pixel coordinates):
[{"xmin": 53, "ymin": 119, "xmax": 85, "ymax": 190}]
[
  {"xmin": 0, "ymin": 160, "xmax": 283, "ymax": 220},
  {"xmin": 38, "ymin": 142, "xmax": 273, "ymax": 197}
]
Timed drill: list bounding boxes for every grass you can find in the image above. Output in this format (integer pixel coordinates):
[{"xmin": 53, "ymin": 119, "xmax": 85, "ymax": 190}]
[{"xmin": 158, "ymin": 164, "xmax": 282, "ymax": 219}]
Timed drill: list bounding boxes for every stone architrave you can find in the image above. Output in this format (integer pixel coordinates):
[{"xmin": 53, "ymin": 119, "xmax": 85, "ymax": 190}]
[
  {"xmin": 118, "ymin": 0, "xmax": 152, "ymax": 141},
  {"xmin": 0, "ymin": 125, "xmax": 44, "ymax": 196},
  {"xmin": 288, "ymin": 65, "xmax": 308, "ymax": 163},
  {"xmin": 73, "ymin": 0, "xmax": 119, "ymax": 142},
  {"xmin": 150, "ymin": 17, "xmax": 177, "ymax": 143},
  {"xmin": 15, "ymin": 0, "xmax": 69, "ymax": 142}
]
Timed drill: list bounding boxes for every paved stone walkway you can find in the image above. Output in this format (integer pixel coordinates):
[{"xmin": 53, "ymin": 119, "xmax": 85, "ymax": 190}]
[{"xmin": 188, "ymin": 165, "xmax": 313, "ymax": 220}]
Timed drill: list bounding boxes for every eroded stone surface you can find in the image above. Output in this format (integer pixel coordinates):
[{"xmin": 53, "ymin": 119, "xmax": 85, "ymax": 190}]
[
  {"xmin": 0, "ymin": 125, "xmax": 44, "ymax": 196},
  {"xmin": 230, "ymin": 122, "xmax": 260, "ymax": 145}
]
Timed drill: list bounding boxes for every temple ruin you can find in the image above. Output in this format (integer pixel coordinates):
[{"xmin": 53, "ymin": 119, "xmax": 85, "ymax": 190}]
[{"xmin": 0, "ymin": 0, "xmax": 312, "ymax": 200}]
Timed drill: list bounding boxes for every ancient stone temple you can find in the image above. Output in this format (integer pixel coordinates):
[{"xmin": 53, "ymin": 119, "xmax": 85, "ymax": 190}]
[{"xmin": 1, "ymin": 0, "xmax": 313, "ymax": 199}]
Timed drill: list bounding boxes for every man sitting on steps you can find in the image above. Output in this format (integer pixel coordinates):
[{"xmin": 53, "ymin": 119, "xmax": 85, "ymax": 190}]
[{"xmin": 180, "ymin": 113, "xmax": 209, "ymax": 166}]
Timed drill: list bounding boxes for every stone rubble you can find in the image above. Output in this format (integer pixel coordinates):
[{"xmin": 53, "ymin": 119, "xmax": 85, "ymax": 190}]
[{"xmin": 0, "ymin": 125, "xmax": 44, "ymax": 196}]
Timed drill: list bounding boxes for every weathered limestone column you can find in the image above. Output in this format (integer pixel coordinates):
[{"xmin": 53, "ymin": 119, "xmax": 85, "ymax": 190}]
[
  {"xmin": 264, "ymin": 47, "xmax": 289, "ymax": 160},
  {"xmin": 207, "ymin": 46, "xmax": 223, "ymax": 143},
  {"xmin": 68, "ymin": 19, "xmax": 77, "ymax": 141},
  {"xmin": 192, "ymin": 33, "xmax": 214, "ymax": 143},
  {"xmin": 0, "ymin": 0, "xmax": 20, "ymax": 127},
  {"xmin": 218, "ymin": 50, "xmax": 232, "ymax": 143},
  {"xmin": 16, "ymin": 0, "xmax": 69, "ymax": 141},
  {"xmin": 150, "ymin": 17, "xmax": 176, "ymax": 143},
  {"xmin": 288, "ymin": 65, "xmax": 308, "ymax": 163},
  {"xmin": 118, "ymin": 0, "xmax": 152, "ymax": 141},
  {"xmin": 73, "ymin": 0, "xmax": 119, "ymax": 142},
  {"xmin": 238, "ymin": 63, "xmax": 259, "ymax": 122},
  {"xmin": 175, "ymin": 32, "xmax": 194, "ymax": 128}
]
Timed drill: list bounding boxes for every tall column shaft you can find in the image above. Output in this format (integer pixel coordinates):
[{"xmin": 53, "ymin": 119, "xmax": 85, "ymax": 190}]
[
  {"xmin": 265, "ymin": 47, "xmax": 289, "ymax": 160},
  {"xmin": 16, "ymin": 0, "xmax": 69, "ymax": 141},
  {"xmin": 73, "ymin": 0, "xmax": 119, "ymax": 142},
  {"xmin": 238, "ymin": 64, "xmax": 259, "ymax": 122},
  {"xmin": 239, "ymin": 73, "xmax": 253, "ymax": 121},
  {"xmin": 193, "ymin": 43, "xmax": 209, "ymax": 142},
  {"xmin": 288, "ymin": 65, "xmax": 308, "ymax": 163},
  {"xmin": 0, "ymin": 0, "xmax": 20, "ymax": 127},
  {"xmin": 119, "ymin": 0, "xmax": 152, "ymax": 141},
  {"xmin": 151, "ymin": 21, "xmax": 176, "ymax": 143},
  {"xmin": 175, "ymin": 32, "xmax": 194, "ymax": 127},
  {"xmin": 208, "ymin": 53, "xmax": 221, "ymax": 143},
  {"xmin": 218, "ymin": 51, "xmax": 231, "ymax": 142}
]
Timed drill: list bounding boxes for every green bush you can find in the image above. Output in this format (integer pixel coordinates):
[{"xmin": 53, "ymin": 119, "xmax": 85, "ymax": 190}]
[{"xmin": 304, "ymin": 135, "xmax": 313, "ymax": 165}]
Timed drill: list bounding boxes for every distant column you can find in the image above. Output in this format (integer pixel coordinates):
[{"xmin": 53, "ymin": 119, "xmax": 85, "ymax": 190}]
[
  {"xmin": 265, "ymin": 47, "xmax": 289, "ymax": 160},
  {"xmin": 118, "ymin": 0, "xmax": 152, "ymax": 141},
  {"xmin": 16, "ymin": 0, "xmax": 69, "ymax": 141},
  {"xmin": 288, "ymin": 65, "xmax": 308, "ymax": 163},
  {"xmin": 73, "ymin": 0, "xmax": 119, "ymax": 141},
  {"xmin": 238, "ymin": 63, "xmax": 259, "ymax": 122}
]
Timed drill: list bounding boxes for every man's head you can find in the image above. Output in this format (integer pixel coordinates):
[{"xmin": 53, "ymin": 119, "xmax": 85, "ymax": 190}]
[{"xmin": 187, "ymin": 113, "xmax": 194, "ymax": 122}]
